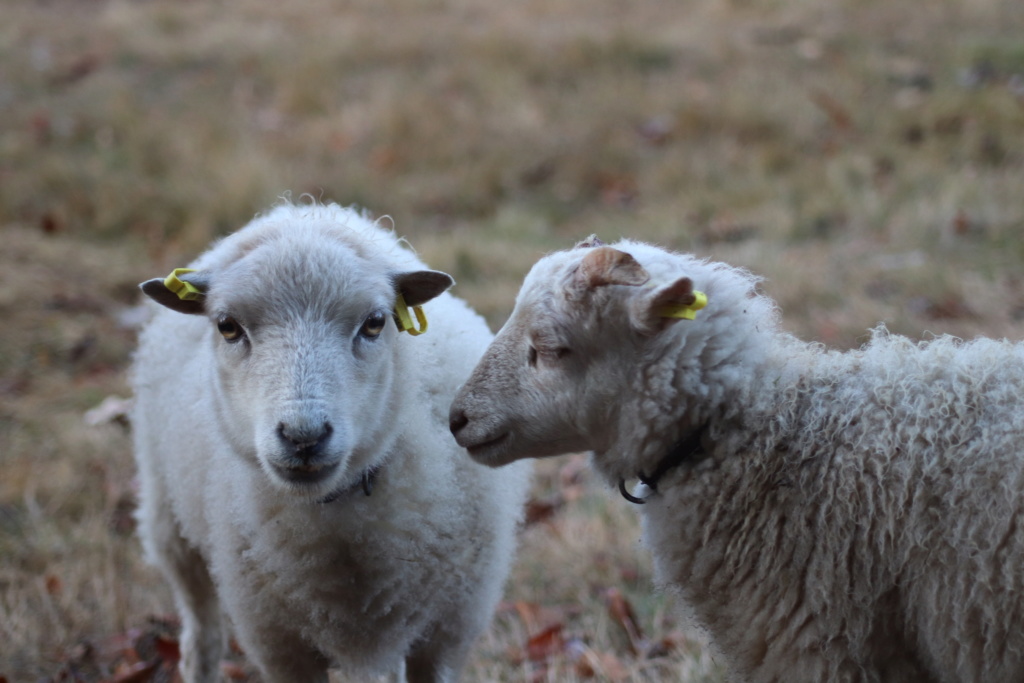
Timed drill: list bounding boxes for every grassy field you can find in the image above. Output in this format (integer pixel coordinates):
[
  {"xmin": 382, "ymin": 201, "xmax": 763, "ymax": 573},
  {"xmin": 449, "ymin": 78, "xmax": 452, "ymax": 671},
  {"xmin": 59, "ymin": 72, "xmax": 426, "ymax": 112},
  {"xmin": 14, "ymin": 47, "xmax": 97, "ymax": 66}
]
[{"xmin": 2, "ymin": 0, "xmax": 1023, "ymax": 680}]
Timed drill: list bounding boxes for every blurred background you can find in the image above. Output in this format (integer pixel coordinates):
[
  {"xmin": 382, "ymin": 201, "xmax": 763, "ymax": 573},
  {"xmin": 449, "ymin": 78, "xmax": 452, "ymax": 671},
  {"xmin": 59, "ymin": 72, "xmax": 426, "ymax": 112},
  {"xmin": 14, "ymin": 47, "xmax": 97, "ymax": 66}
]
[{"xmin": 2, "ymin": 0, "xmax": 1022, "ymax": 680}]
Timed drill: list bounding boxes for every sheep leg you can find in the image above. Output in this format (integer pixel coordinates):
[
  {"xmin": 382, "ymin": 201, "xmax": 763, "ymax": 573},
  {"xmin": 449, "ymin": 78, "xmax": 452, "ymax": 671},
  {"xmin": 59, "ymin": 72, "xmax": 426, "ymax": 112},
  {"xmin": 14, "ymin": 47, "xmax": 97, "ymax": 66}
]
[
  {"xmin": 138, "ymin": 475, "xmax": 223, "ymax": 683},
  {"xmin": 244, "ymin": 644, "xmax": 330, "ymax": 683},
  {"xmin": 403, "ymin": 636, "xmax": 471, "ymax": 683},
  {"xmin": 383, "ymin": 661, "xmax": 406, "ymax": 683},
  {"xmin": 403, "ymin": 653, "xmax": 453, "ymax": 683},
  {"xmin": 160, "ymin": 536, "xmax": 223, "ymax": 683}
]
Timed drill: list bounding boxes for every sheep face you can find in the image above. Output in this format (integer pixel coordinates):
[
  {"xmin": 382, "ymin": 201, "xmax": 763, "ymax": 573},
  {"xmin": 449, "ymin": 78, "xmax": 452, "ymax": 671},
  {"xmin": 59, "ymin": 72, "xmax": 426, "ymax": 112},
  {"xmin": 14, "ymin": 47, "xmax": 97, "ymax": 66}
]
[
  {"xmin": 141, "ymin": 235, "xmax": 452, "ymax": 498},
  {"xmin": 451, "ymin": 244, "xmax": 699, "ymax": 467}
]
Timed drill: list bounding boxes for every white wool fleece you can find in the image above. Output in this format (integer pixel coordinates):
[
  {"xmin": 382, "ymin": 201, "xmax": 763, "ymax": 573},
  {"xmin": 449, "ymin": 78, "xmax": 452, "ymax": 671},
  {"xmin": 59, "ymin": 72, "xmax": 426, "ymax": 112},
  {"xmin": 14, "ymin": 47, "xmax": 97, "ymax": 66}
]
[
  {"xmin": 451, "ymin": 237, "xmax": 1024, "ymax": 683},
  {"xmin": 132, "ymin": 202, "xmax": 530, "ymax": 683}
]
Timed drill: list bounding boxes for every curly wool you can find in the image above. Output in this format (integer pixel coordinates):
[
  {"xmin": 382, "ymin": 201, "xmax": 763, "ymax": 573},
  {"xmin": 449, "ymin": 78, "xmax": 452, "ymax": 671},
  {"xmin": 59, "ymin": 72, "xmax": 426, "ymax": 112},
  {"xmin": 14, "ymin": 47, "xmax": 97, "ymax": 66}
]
[
  {"xmin": 451, "ymin": 236, "xmax": 1024, "ymax": 683},
  {"xmin": 619, "ymin": 243, "xmax": 1024, "ymax": 683}
]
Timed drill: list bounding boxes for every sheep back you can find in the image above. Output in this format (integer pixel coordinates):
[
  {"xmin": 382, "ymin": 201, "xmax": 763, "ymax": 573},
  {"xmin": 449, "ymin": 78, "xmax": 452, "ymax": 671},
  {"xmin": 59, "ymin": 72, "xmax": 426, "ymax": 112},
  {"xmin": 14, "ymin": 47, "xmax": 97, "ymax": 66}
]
[{"xmin": 451, "ymin": 238, "xmax": 1024, "ymax": 683}]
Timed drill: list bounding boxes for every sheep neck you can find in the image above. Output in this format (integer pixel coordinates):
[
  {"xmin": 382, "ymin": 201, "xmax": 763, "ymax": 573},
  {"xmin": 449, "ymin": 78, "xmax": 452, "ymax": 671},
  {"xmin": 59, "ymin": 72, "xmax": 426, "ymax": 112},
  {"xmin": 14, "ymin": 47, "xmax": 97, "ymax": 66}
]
[
  {"xmin": 618, "ymin": 426, "xmax": 707, "ymax": 504},
  {"xmin": 597, "ymin": 302, "xmax": 783, "ymax": 488},
  {"xmin": 317, "ymin": 464, "xmax": 382, "ymax": 504}
]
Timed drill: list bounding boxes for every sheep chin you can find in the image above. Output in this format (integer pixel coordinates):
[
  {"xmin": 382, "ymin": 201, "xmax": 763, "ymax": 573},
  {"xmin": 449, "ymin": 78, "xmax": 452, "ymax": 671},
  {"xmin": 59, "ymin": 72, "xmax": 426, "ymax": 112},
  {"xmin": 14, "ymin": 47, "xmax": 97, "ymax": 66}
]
[
  {"xmin": 267, "ymin": 460, "xmax": 341, "ymax": 487},
  {"xmin": 459, "ymin": 432, "xmax": 507, "ymax": 460},
  {"xmin": 256, "ymin": 447, "xmax": 351, "ymax": 497},
  {"xmin": 465, "ymin": 431, "xmax": 574, "ymax": 467}
]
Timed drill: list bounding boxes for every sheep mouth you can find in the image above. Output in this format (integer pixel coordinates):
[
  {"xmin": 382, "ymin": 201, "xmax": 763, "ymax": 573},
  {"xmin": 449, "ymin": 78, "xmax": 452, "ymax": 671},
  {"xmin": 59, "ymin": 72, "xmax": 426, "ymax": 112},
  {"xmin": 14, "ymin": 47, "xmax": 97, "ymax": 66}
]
[
  {"xmin": 465, "ymin": 432, "xmax": 510, "ymax": 459},
  {"xmin": 271, "ymin": 461, "xmax": 340, "ymax": 485}
]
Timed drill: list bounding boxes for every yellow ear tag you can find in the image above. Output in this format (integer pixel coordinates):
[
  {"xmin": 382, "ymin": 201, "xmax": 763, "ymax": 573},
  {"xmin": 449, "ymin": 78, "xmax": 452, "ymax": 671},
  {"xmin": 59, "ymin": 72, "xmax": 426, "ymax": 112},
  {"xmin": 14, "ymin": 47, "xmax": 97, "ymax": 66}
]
[
  {"xmin": 657, "ymin": 290, "xmax": 708, "ymax": 321},
  {"xmin": 394, "ymin": 293, "xmax": 428, "ymax": 336},
  {"xmin": 164, "ymin": 268, "xmax": 204, "ymax": 301}
]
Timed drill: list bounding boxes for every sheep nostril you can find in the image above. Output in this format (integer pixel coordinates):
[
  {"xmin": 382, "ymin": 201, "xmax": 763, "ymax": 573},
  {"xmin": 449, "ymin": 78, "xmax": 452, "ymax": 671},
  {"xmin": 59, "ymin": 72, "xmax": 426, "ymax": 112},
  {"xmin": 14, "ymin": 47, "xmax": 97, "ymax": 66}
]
[
  {"xmin": 277, "ymin": 421, "xmax": 333, "ymax": 460},
  {"xmin": 449, "ymin": 411, "xmax": 469, "ymax": 436}
]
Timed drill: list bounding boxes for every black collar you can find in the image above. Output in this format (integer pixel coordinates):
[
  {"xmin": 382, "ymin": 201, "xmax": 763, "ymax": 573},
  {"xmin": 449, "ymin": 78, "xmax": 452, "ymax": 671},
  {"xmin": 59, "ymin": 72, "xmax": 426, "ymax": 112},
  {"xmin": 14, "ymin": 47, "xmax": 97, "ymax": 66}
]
[
  {"xmin": 618, "ymin": 427, "xmax": 706, "ymax": 505},
  {"xmin": 317, "ymin": 465, "xmax": 381, "ymax": 505}
]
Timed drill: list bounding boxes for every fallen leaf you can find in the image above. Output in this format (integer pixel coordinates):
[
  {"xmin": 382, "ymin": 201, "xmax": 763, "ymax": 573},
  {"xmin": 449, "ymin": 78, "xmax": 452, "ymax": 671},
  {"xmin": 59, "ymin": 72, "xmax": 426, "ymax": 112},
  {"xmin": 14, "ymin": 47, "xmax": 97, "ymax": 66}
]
[
  {"xmin": 526, "ymin": 623, "xmax": 565, "ymax": 662},
  {"xmin": 509, "ymin": 600, "xmax": 570, "ymax": 636},
  {"xmin": 369, "ymin": 146, "xmax": 400, "ymax": 172},
  {"xmin": 108, "ymin": 659, "xmax": 159, "ymax": 683},
  {"xmin": 67, "ymin": 334, "xmax": 97, "ymax": 366},
  {"xmin": 524, "ymin": 496, "xmax": 562, "ymax": 526},
  {"xmin": 908, "ymin": 295, "xmax": 976, "ymax": 321},
  {"xmin": 618, "ymin": 564, "xmax": 640, "ymax": 583},
  {"xmin": 574, "ymin": 648, "xmax": 630, "ymax": 681},
  {"xmin": 519, "ymin": 159, "xmax": 556, "ymax": 188},
  {"xmin": 559, "ymin": 454, "xmax": 589, "ymax": 502},
  {"xmin": 952, "ymin": 209, "xmax": 984, "ymax": 238},
  {"xmin": 153, "ymin": 635, "xmax": 180, "ymax": 663},
  {"xmin": 96, "ymin": 630, "xmax": 142, "ymax": 665},
  {"xmin": 40, "ymin": 212, "xmax": 61, "ymax": 233},
  {"xmin": 0, "ymin": 372, "xmax": 31, "ymax": 397},
  {"xmin": 30, "ymin": 111, "xmax": 52, "ymax": 144},
  {"xmin": 512, "ymin": 600, "xmax": 540, "ymax": 634},
  {"xmin": 595, "ymin": 172, "xmax": 638, "ymax": 208},
  {"xmin": 528, "ymin": 666, "xmax": 549, "ymax": 683},
  {"xmin": 221, "ymin": 661, "xmax": 249, "ymax": 680},
  {"xmin": 698, "ymin": 215, "xmax": 760, "ymax": 245},
  {"xmin": 649, "ymin": 630, "xmax": 700, "ymax": 657},
  {"xmin": 56, "ymin": 641, "xmax": 103, "ymax": 681},
  {"xmin": 328, "ymin": 132, "xmax": 353, "ymax": 153},
  {"xmin": 50, "ymin": 54, "xmax": 100, "ymax": 86},
  {"xmin": 604, "ymin": 588, "xmax": 645, "ymax": 656},
  {"xmin": 809, "ymin": 87, "xmax": 853, "ymax": 132},
  {"xmin": 45, "ymin": 574, "xmax": 62, "ymax": 596}
]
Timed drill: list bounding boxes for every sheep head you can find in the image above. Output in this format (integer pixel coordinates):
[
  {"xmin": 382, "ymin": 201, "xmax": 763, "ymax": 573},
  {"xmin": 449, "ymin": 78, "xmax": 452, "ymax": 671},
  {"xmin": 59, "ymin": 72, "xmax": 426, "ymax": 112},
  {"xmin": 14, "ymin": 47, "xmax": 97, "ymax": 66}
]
[
  {"xmin": 140, "ymin": 234, "xmax": 454, "ymax": 499},
  {"xmin": 450, "ymin": 242, "xmax": 704, "ymax": 468}
]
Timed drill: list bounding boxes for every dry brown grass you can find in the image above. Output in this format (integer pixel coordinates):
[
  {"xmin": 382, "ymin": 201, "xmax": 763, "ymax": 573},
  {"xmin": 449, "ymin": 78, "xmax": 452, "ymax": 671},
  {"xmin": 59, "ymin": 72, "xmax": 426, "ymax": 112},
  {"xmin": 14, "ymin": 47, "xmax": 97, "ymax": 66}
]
[{"xmin": 2, "ymin": 0, "xmax": 1023, "ymax": 680}]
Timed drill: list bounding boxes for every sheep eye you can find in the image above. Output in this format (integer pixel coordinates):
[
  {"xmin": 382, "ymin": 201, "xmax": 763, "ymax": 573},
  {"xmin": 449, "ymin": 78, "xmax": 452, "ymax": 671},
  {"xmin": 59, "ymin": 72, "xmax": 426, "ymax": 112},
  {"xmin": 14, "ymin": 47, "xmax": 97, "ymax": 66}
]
[
  {"xmin": 217, "ymin": 316, "xmax": 244, "ymax": 342},
  {"xmin": 360, "ymin": 312, "xmax": 387, "ymax": 338},
  {"xmin": 529, "ymin": 344, "xmax": 571, "ymax": 366}
]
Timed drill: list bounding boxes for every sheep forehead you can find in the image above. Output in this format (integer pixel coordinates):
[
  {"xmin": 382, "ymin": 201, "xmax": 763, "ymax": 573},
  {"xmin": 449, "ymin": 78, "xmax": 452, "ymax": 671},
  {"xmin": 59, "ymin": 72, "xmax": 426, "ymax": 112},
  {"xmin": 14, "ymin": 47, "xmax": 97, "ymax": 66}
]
[
  {"xmin": 517, "ymin": 248, "xmax": 587, "ymax": 305},
  {"xmin": 227, "ymin": 214, "xmax": 384, "ymax": 263},
  {"xmin": 210, "ymin": 232, "xmax": 393, "ymax": 323},
  {"xmin": 521, "ymin": 245, "xmax": 646, "ymax": 312},
  {"xmin": 515, "ymin": 258, "xmax": 576, "ymax": 316},
  {"xmin": 200, "ymin": 202, "xmax": 416, "ymax": 271}
]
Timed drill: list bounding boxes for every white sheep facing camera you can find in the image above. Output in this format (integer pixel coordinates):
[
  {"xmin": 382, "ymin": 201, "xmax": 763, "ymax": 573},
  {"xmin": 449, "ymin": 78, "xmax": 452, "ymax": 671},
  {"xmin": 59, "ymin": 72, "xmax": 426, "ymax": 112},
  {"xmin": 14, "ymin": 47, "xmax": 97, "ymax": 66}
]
[{"xmin": 132, "ymin": 202, "xmax": 530, "ymax": 683}]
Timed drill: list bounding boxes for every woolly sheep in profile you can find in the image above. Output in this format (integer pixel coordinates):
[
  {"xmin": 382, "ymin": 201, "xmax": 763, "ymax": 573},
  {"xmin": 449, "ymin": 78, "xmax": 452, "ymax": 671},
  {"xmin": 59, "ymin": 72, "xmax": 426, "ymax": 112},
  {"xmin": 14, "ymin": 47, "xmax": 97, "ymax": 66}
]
[
  {"xmin": 131, "ymin": 202, "xmax": 530, "ymax": 683},
  {"xmin": 449, "ymin": 237, "xmax": 1024, "ymax": 683}
]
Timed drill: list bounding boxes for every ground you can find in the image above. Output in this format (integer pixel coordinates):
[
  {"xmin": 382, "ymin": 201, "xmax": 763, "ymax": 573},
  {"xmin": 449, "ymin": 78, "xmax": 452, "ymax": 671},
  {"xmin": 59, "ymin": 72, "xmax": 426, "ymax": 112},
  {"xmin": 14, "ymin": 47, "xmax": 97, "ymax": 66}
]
[{"xmin": 1, "ymin": 0, "xmax": 1022, "ymax": 680}]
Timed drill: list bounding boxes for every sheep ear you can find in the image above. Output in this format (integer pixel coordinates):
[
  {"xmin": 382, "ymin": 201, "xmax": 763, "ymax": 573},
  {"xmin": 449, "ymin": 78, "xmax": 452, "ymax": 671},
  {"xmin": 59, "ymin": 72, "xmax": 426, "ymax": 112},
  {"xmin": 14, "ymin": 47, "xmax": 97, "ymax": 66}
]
[
  {"xmin": 575, "ymin": 246, "xmax": 650, "ymax": 290},
  {"xmin": 139, "ymin": 269, "xmax": 210, "ymax": 315},
  {"xmin": 394, "ymin": 270, "xmax": 454, "ymax": 307},
  {"xmin": 573, "ymin": 234, "xmax": 605, "ymax": 249},
  {"xmin": 631, "ymin": 276, "xmax": 699, "ymax": 335}
]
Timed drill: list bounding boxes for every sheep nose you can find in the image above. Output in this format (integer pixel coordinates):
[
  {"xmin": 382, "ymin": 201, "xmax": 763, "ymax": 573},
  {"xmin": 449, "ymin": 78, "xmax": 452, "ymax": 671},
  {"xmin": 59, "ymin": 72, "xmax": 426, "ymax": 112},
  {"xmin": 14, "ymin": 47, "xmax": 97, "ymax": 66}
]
[
  {"xmin": 449, "ymin": 409, "xmax": 469, "ymax": 437},
  {"xmin": 277, "ymin": 421, "xmax": 333, "ymax": 460}
]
